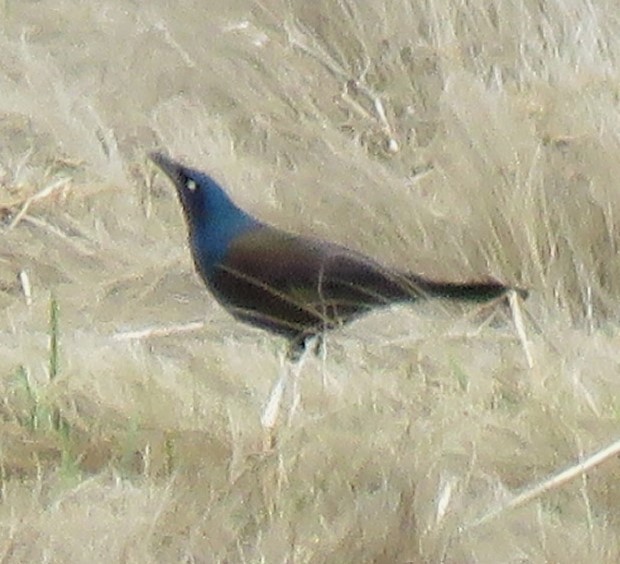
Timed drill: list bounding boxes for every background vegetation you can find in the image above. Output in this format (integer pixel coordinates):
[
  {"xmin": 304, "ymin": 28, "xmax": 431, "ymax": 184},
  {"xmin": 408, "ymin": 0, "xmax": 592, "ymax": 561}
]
[{"xmin": 1, "ymin": 0, "xmax": 620, "ymax": 561}]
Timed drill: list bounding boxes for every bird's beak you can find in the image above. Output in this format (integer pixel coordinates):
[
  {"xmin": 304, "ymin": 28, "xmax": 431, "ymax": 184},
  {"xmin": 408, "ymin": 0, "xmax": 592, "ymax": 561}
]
[{"xmin": 149, "ymin": 152, "xmax": 184, "ymax": 188}]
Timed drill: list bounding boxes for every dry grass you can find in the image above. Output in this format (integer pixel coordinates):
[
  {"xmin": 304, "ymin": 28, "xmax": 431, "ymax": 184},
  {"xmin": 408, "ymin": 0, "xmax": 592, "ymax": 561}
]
[{"xmin": 1, "ymin": 0, "xmax": 620, "ymax": 561}]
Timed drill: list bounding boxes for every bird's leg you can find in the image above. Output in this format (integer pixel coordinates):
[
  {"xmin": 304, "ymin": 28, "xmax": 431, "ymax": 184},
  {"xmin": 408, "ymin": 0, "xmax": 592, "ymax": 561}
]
[
  {"xmin": 311, "ymin": 333, "xmax": 325, "ymax": 356},
  {"xmin": 287, "ymin": 336, "xmax": 317, "ymax": 424},
  {"xmin": 260, "ymin": 349, "xmax": 288, "ymax": 450},
  {"xmin": 314, "ymin": 327, "xmax": 339, "ymax": 393},
  {"xmin": 260, "ymin": 339, "xmax": 314, "ymax": 449},
  {"xmin": 286, "ymin": 334, "xmax": 307, "ymax": 362},
  {"xmin": 319, "ymin": 332, "xmax": 331, "ymax": 391}
]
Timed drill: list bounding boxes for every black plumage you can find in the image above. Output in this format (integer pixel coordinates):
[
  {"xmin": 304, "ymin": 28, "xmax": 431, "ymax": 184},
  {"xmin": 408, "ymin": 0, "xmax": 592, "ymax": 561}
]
[{"xmin": 151, "ymin": 152, "xmax": 524, "ymax": 357}]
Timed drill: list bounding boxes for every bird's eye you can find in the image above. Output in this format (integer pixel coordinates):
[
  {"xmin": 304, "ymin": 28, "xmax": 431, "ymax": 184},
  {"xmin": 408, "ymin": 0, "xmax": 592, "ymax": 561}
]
[{"xmin": 186, "ymin": 179, "xmax": 197, "ymax": 192}]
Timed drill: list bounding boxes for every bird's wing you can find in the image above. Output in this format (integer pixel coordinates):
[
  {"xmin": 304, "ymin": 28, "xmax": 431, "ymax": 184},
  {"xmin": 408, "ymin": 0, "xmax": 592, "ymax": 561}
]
[
  {"xmin": 221, "ymin": 226, "xmax": 339, "ymax": 289},
  {"xmin": 220, "ymin": 226, "xmax": 411, "ymax": 304}
]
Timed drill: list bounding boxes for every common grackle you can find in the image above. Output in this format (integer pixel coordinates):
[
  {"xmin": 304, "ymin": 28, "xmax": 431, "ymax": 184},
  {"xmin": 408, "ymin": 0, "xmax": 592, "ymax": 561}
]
[{"xmin": 150, "ymin": 152, "xmax": 525, "ymax": 359}]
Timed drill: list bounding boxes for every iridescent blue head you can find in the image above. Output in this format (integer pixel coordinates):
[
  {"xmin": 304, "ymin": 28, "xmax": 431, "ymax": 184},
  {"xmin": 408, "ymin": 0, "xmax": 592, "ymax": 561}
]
[{"xmin": 150, "ymin": 152, "xmax": 259, "ymax": 275}]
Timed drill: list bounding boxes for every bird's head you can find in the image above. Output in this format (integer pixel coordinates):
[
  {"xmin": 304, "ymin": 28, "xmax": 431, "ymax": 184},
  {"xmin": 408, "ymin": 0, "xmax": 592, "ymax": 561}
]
[{"xmin": 149, "ymin": 152, "xmax": 253, "ymax": 235}]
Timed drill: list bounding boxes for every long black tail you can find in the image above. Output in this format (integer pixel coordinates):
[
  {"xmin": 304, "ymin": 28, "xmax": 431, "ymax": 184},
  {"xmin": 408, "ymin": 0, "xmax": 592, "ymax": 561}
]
[{"xmin": 407, "ymin": 274, "xmax": 528, "ymax": 302}]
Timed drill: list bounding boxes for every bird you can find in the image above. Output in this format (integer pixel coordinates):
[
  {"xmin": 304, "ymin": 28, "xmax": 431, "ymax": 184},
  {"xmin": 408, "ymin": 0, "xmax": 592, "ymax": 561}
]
[{"xmin": 150, "ymin": 151, "xmax": 526, "ymax": 361}]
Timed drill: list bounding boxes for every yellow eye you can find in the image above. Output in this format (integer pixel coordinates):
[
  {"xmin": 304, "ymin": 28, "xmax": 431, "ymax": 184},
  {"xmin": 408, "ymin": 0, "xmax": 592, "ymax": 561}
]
[{"xmin": 186, "ymin": 179, "xmax": 197, "ymax": 192}]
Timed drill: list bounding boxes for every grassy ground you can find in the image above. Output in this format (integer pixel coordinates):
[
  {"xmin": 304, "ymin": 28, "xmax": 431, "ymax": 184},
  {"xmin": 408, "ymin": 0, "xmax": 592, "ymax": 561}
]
[{"xmin": 1, "ymin": 0, "xmax": 620, "ymax": 561}]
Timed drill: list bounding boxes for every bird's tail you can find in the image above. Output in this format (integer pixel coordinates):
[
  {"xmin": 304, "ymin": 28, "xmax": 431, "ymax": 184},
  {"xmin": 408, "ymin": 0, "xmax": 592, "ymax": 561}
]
[{"xmin": 407, "ymin": 274, "xmax": 528, "ymax": 302}]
